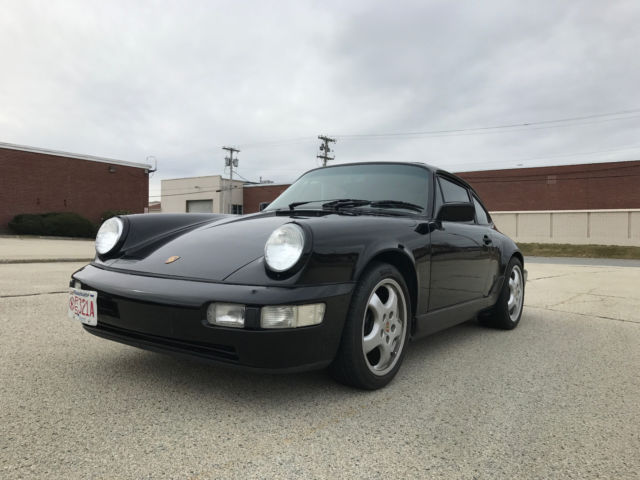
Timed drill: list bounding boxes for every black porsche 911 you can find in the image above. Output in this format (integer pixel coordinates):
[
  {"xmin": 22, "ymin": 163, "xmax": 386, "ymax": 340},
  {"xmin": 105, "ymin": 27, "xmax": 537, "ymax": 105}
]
[{"xmin": 69, "ymin": 162, "xmax": 526, "ymax": 390}]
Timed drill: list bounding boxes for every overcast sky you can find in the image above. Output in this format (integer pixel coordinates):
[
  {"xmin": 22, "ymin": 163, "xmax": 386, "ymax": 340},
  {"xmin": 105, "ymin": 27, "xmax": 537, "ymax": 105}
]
[{"xmin": 2, "ymin": 0, "xmax": 640, "ymax": 200}]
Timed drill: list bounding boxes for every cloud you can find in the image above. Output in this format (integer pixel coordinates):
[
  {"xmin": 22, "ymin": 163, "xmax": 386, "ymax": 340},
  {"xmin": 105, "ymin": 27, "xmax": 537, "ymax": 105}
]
[{"xmin": 1, "ymin": 0, "xmax": 639, "ymax": 199}]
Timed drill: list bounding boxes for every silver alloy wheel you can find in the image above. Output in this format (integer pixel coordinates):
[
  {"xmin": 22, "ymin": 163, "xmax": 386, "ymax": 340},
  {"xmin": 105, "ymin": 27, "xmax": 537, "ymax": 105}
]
[
  {"xmin": 361, "ymin": 278, "xmax": 407, "ymax": 376},
  {"xmin": 507, "ymin": 265, "xmax": 524, "ymax": 322}
]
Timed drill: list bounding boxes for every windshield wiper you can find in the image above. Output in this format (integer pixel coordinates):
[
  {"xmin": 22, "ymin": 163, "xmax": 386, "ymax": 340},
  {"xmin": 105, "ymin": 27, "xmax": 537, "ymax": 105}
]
[
  {"xmin": 368, "ymin": 200, "xmax": 424, "ymax": 212},
  {"xmin": 288, "ymin": 200, "xmax": 322, "ymax": 210},
  {"xmin": 322, "ymin": 199, "xmax": 371, "ymax": 210},
  {"xmin": 288, "ymin": 199, "xmax": 369, "ymax": 211},
  {"xmin": 288, "ymin": 198, "xmax": 423, "ymax": 213}
]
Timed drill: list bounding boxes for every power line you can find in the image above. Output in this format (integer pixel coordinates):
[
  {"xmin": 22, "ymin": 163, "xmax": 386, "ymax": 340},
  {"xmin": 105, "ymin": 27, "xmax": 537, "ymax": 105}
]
[
  {"xmin": 236, "ymin": 136, "xmax": 314, "ymax": 149},
  {"xmin": 225, "ymin": 108, "xmax": 640, "ymax": 149},
  {"xmin": 231, "ymin": 169, "xmax": 252, "ymax": 182},
  {"xmin": 337, "ymin": 114, "xmax": 640, "ymax": 142},
  {"xmin": 335, "ymin": 108, "xmax": 640, "ymax": 139}
]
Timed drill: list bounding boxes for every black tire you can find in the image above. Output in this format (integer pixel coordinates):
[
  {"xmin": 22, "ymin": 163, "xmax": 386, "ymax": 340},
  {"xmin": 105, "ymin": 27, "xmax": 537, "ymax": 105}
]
[
  {"xmin": 480, "ymin": 257, "xmax": 525, "ymax": 330},
  {"xmin": 329, "ymin": 262, "xmax": 411, "ymax": 390}
]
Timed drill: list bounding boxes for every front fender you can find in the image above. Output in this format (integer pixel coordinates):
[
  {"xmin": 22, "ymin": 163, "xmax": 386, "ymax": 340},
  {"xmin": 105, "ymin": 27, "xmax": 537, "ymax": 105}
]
[
  {"xmin": 352, "ymin": 243, "xmax": 417, "ymax": 282},
  {"xmin": 225, "ymin": 215, "xmax": 423, "ymax": 288},
  {"xmin": 96, "ymin": 213, "xmax": 229, "ymax": 262}
]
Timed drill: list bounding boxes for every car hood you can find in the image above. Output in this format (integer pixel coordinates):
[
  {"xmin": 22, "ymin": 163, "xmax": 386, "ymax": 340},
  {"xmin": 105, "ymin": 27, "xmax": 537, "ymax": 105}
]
[
  {"xmin": 103, "ymin": 211, "xmax": 420, "ymax": 283},
  {"xmin": 108, "ymin": 214, "xmax": 294, "ymax": 281}
]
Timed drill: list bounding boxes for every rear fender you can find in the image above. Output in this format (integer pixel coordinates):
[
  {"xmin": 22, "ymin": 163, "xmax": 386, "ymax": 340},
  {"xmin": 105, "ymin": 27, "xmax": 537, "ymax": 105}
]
[{"xmin": 493, "ymin": 234, "xmax": 524, "ymax": 294}]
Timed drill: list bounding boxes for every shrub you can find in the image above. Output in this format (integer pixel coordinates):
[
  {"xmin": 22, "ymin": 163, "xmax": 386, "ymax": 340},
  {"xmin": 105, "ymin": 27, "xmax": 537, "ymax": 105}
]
[
  {"xmin": 8, "ymin": 214, "xmax": 46, "ymax": 235},
  {"xmin": 43, "ymin": 213, "xmax": 96, "ymax": 237},
  {"xmin": 101, "ymin": 210, "xmax": 131, "ymax": 223},
  {"xmin": 8, "ymin": 212, "xmax": 96, "ymax": 238}
]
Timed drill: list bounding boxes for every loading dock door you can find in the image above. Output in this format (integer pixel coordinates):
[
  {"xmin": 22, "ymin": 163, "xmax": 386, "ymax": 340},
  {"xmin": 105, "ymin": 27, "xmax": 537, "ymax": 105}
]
[{"xmin": 186, "ymin": 199, "xmax": 213, "ymax": 213}]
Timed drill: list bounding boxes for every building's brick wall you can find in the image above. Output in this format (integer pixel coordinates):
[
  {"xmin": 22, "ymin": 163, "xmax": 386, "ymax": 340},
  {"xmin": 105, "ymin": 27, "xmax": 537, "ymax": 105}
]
[
  {"xmin": 0, "ymin": 147, "xmax": 149, "ymax": 231},
  {"xmin": 457, "ymin": 161, "xmax": 640, "ymax": 211},
  {"xmin": 243, "ymin": 184, "xmax": 290, "ymax": 213}
]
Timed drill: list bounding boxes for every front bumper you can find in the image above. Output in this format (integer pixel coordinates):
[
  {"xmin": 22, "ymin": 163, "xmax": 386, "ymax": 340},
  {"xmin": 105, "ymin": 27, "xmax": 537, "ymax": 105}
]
[{"xmin": 72, "ymin": 265, "xmax": 355, "ymax": 372}]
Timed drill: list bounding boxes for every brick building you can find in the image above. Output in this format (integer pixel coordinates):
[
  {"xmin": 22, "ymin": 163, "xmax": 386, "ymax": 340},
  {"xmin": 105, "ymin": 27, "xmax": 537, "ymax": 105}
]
[
  {"xmin": 243, "ymin": 183, "xmax": 290, "ymax": 213},
  {"xmin": 0, "ymin": 142, "xmax": 150, "ymax": 232},
  {"xmin": 241, "ymin": 161, "xmax": 640, "ymax": 214},
  {"xmin": 457, "ymin": 160, "xmax": 640, "ymax": 211}
]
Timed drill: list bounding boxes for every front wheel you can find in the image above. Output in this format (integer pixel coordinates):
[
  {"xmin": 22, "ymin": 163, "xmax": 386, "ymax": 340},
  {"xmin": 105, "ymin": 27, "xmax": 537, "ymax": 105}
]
[{"xmin": 329, "ymin": 262, "xmax": 411, "ymax": 390}]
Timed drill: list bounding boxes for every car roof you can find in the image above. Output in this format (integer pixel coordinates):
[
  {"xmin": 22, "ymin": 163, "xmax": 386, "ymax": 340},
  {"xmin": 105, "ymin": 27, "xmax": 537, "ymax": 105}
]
[
  {"xmin": 304, "ymin": 161, "xmax": 435, "ymax": 175},
  {"xmin": 301, "ymin": 161, "xmax": 476, "ymax": 193}
]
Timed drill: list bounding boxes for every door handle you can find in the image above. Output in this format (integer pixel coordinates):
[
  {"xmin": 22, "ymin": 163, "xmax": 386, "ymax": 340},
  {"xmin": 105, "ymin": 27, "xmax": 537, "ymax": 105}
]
[{"xmin": 483, "ymin": 235, "xmax": 492, "ymax": 245}]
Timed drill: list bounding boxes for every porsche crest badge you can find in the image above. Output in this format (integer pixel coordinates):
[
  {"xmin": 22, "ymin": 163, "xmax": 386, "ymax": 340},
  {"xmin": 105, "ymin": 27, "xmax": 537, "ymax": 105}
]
[{"xmin": 165, "ymin": 256, "xmax": 181, "ymax": 264}]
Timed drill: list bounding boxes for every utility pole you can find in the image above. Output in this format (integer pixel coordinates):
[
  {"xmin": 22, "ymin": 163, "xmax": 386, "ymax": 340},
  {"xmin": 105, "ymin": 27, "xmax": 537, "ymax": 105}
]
[
  {"xmin": 222, "ymin": 146, "xmax": 239, "ymax": 214},
  {"xmin": 317, "ymin": 135, "xmax": 336, "ymax": 167}
]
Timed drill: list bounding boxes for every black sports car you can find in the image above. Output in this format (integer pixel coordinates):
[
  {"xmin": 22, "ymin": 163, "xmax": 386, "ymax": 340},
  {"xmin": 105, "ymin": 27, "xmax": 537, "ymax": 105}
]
[{"xmin": 69, "ymin": 162, "xmax": 526, "ymax": 389}]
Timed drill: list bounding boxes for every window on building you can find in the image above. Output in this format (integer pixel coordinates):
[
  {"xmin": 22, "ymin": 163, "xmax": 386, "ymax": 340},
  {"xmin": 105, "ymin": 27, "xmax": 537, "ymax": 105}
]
[
  {"xmin": 186, "ymin": 199, "xmax": 213, "ymax": 213},
  {"xmin": 438, "ymin": 177, "xmax": 470, "ymax": 203},
  {"xmin": 472, "ymin": 196, "xmax": 490, "ymax": 225},
  {"xmin": 232, "ymin": 204, "xmax": 243, "ymax": 215}
]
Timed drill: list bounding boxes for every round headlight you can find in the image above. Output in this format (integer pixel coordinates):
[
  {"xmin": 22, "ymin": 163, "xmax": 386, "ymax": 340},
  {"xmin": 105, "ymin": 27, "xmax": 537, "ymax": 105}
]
[
  {"xmin": 95, "ymin": 217, "xmax": 124, "ymax": 255},
  {"xmin": 264, "ymin": 223, "xmax": 305, "ymax": 272}
]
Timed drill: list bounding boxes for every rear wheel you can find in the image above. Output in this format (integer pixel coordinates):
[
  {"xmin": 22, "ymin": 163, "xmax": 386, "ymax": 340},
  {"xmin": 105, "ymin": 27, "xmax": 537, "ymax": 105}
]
[
  {"xmin": 330, "ymin": 262, "xmax": 411, "ymax": 390},
  {"xmin": 480, "ymin": 257, "xmax": 525, "ymax": 330}
]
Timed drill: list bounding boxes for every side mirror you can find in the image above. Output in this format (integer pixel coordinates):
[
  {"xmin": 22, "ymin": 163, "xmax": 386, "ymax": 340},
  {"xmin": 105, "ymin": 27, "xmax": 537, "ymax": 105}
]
[
  {"xmin": 259, "ymin": 202, "xmax": 270, "ymax": 211},
  {"xmin": 436, "ymin": 203, "xmax": 475, "ymax": 223}
]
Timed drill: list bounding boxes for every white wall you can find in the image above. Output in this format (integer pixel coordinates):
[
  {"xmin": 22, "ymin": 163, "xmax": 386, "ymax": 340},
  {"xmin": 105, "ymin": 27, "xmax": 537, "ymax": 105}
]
[
  {"xmin": 491, "ymin": 209, "xmax": 640, "ymax": 246},
  {"xmin": 160, "ymin": 175, "xmax": 244, "ymax": 214}
]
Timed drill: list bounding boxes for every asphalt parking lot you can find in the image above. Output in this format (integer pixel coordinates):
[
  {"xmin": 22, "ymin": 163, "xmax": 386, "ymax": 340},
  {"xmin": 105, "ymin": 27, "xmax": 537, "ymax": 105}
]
[{"xmin": 1, "ymin": 260, "xmax": 639, "ymax": 479}]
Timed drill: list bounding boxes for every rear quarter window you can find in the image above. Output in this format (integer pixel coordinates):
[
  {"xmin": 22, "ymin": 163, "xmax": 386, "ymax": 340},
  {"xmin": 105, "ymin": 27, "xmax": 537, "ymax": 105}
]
[
  {"xmin": 438, "ymin": 177, "xmax": 470, "ymax": 203},
  {"xmin": 472, "ymin": 196, "xmax": 491, "ymax": 225}
]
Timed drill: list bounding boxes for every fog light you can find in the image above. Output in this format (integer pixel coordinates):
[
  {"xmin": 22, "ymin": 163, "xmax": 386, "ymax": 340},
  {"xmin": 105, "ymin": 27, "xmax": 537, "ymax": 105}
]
[
  {"xmin": 206, "ymin": 303, "xmax": 245, "ymax": 328},
  {"xmin": 261, "ymin": 303, "xmax": 325, "ymax": 329}
]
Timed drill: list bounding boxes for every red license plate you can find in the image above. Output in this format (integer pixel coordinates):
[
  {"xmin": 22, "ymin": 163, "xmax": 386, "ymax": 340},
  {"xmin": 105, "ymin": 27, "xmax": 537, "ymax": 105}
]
[{"xmin": 68, "ymin": 288, "xmax": 98, "ymax": 326}]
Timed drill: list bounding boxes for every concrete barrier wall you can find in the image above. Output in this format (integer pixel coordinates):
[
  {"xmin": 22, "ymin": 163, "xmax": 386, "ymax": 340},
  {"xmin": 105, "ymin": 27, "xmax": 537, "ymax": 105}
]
[{"xmin": 490, "ymin": 209, "xmax": 640, "ymax": 246}]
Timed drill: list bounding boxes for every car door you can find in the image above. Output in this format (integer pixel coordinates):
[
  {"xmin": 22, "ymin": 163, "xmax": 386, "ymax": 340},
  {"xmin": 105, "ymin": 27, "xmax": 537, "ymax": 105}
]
[
  {"xmin": 470, "ymin": 193, "xmax": 501, "ymax": 295},
  {"xmin": 428, "ymin": 176, "xmax": 493, "ymax": 311}
]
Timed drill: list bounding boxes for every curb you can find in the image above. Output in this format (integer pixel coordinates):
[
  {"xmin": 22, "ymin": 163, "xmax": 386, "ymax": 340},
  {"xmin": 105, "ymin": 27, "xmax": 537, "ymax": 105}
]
[
  {"xmin": 0, "ymin": 235, "xmax": 95, "ymax": 241},
  {"xmin": 0, "ymin": 258, "xmax": 93, "ymax": 264}
]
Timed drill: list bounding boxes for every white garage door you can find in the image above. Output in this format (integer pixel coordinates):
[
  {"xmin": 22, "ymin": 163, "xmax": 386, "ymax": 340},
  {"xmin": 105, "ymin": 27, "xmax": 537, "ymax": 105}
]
[{"xmin": 186, "ymin": 199, "xmax": 213, "ymax": 213}]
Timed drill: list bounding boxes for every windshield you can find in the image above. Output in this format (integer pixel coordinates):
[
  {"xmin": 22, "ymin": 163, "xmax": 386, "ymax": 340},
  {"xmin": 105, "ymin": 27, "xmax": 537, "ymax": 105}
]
[{"xmin": 265, "ymin": 163, "xmax": 431, "ymax": 213}]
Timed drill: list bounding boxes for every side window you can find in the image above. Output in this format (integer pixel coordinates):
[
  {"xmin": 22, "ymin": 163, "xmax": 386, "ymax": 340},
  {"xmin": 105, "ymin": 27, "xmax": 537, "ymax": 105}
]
[
  {"xmin": 433, "ymin": 177, "xmax": 444, "ymax": 215},
  {"xmin": 472, "ymin": 196, "xmax": 490, "ymax": 225},
  {"xmin": 438, "ymin": 177, "xmax": 470, "ymax": 203}
]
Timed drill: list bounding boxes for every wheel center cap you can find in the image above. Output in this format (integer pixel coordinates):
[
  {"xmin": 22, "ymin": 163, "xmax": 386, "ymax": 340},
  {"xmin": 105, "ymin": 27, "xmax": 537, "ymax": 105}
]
[{"xmin": 384, "ymin": 321, "xmax": 390, "ymax": 332}]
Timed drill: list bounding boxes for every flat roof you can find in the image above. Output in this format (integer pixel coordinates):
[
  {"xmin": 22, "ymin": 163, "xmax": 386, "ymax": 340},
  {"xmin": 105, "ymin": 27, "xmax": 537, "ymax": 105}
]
[
  {"xmin": 162, "ymin": 174, "xmax": 245, "ymax": 183},
  {"xmin": 243, "ymin": 182, "xmax": 291, "ymax": 188},
  {"xmin": 454, "ymin": 158, "xmax": 640, "ymax": 175},
  {"xmin": 0, "ymin": 141, "xmax": 152, "ymax": 170}
]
